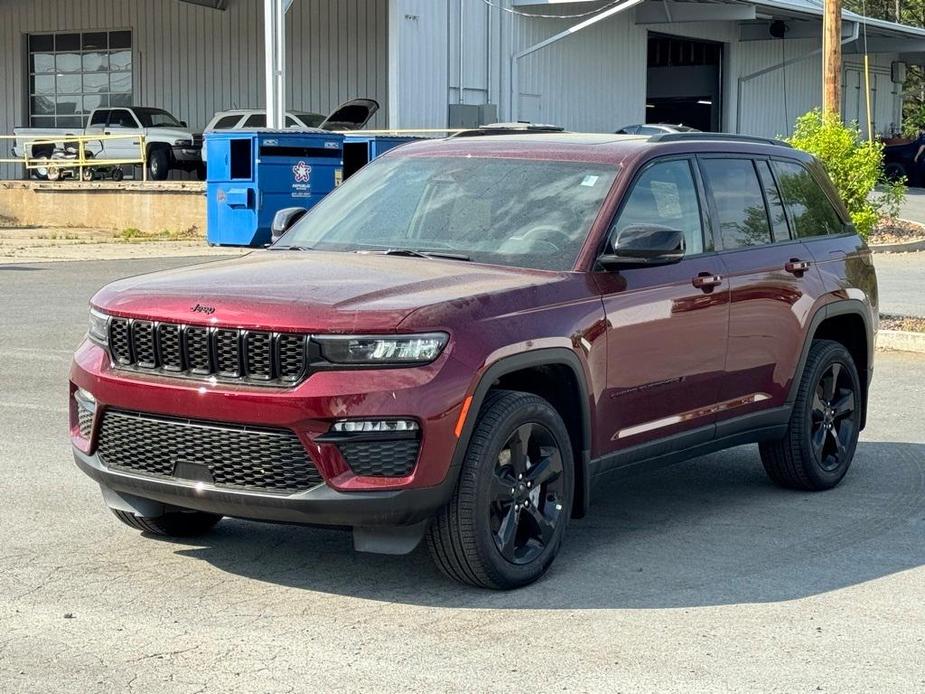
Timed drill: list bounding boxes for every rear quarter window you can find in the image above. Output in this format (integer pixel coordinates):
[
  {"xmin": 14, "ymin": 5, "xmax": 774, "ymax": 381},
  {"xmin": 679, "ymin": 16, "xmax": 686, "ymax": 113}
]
[
  {"xmin": 771, "ymin": 160, "xmax": 844, "ymax": 237},
  {"xmin": 213, "ymin": 115, "xmax": 243, "ymax": 129}
]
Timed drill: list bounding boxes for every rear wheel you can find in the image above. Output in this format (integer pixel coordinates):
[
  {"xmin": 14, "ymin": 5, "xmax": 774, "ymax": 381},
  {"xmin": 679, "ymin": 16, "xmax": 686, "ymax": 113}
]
[
  {"xmin": 111, "ymin": 508, "xmax": 222, "ymax": 537},
  {"xmin": 760, "ymin": 340, "xmax": 861, "ymax": 490},
  {"xmin": 427, "ymin": 390, "xmax": 574, "ymax": 589}
]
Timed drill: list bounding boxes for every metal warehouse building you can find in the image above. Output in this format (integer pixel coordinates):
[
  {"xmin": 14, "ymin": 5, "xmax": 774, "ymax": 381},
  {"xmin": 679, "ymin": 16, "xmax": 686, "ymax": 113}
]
[{"xmin": 2, "ymin": 0, "xmax": 925, "ymax": 179}]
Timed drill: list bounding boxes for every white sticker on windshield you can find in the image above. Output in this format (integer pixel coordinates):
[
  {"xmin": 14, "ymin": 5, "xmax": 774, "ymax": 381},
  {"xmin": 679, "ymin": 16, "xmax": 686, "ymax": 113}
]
[{"xmin": 581, "ymin": 175, "xmax": 600, "ymax": 187}]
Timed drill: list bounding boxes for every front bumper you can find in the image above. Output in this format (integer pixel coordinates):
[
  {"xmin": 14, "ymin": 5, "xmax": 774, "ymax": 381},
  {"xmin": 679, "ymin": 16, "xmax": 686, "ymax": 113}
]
[
  {"xmin": 171, "ymin": 145, "xmax": 202, "ymax": 162},
  {"xmin": 70, "ymin": 338, "xmax": 474, "ymax": 512}
]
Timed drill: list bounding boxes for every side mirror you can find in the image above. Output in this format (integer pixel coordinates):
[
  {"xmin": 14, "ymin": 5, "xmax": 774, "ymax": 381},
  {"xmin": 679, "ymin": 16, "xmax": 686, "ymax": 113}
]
[
  {"xmin": 180, "ymin": 120, "xmax": 188, "ymax": 128},
  {"xmin": 599, "ymin": 224, "xmax": 686, "ymax": 269},
  {"xmin": 270, "ymin": 206, "xmax": 308, "ymax": 244}
]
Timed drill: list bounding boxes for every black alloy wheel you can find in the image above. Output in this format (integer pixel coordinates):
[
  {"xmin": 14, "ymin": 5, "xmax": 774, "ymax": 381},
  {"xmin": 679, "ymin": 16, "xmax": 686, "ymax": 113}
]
[
  {"xmin": 810, "ymin": 361, "xmax": 857, "ymax": 471},
  {"xmin": 489, "ymin": 422, "xmax": 566, "ymax": 565}
]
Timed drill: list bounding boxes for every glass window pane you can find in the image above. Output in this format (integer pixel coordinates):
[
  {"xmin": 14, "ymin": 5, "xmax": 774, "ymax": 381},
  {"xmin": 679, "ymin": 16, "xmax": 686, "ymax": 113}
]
[
  {"xmin": 244, "ymin": 114, "xmax": 267, "ymax": 127},
  {"xmin": 30, "ymin": 53, "xmax": 56, "ymax": 73},
  {"xmin": 90, "ymin": 110, "xmax": 110, "ymax": 126},
  {"xmin": 756, "ymin": 160, "xmax": 790, "ymax": 242},
  {"xmin": 214, "ymin": 115, "xmax": 244, "ymax": 129},
  {"xmin": 29, "ymin": 34, "xmax": 54, "ymax": 52},
  {"xmin": 110, "ymin": 50, "xmax": 132, "ymax": 71},
  {"xmin": 30, "ymin": 96, "xmax": 55, "ymax": 116},
  {"xmin": 30, "ymin": 116, "xmax": 56, "ymax": 128},
  {"xmin": 83, "ymin": 94, "xmax": 110, "ymax": 113},
  {"xmin": 110, "ymin": 93, "xmax": 133, "ymax": 107},
  {"xmin": 55, "ymin": 33, "xmax": 81, "ymax": 51},
  {"xmin": 700, "ymin": 159, "xmax": 772, "ymax": 249},
  {"xmin": 110, "ymin": 72, "xmax": 132, "ymax": 93},
  {"xmin": 82, "ymin": 32, "xmax": 107, "ymax": 50},
  {"xmin": 612, "ymin": 159, "xmax": 704, "ymax": 255},
  {"xmin": 56, "ymin": 74, "xmax": 82, "ymax": 94},
  {"xmin": 772, "ymin": 160, "xmax": 843, "ymax": 237},
  {"xmin": 31, "ymin": 74, "xmax": 56, "ymax": 96},
  {"xmin": 82, "ymin": 52, "xmax": 109, "ymax": 72},
  {"xmin": 55, "ymin": 95, "xmax": 82, "ymax": 116},
  {"xmin": 55, "ymin": 53, "xmax": 81, "ymax": 73},
  {"xmin": 109, "ymin": 31, "xmax": 132, "ymax": 49},
  {"xmin": 82, "ymin": 73, "xmax": 109, "ymax": 93},
  {"xmin": 56, "ymin": 116, "xmax": 85, "ymax": 128}
]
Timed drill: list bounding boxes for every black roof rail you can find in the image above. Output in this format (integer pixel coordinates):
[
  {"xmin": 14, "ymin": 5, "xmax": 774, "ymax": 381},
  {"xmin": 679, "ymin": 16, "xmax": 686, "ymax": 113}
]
[
  {"xmin": 451, "ymin": 122, "xmax": 567, "ymax": 138},
  {"xmin": 648, "ymin": 132, "xmax": 792, "ymax": 147}
]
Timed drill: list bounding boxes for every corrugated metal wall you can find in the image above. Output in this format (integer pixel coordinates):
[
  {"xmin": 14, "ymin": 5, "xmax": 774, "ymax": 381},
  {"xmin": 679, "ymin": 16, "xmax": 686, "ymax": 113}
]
[{"xmin": 0, "ymin": 0, "xmax": 388, "ymax": 179}]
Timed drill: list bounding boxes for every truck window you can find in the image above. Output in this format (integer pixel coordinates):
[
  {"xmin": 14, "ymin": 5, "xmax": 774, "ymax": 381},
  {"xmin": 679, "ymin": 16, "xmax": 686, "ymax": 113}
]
[
  {"xmin": 90, "ymin": 110, "xmax": 109, "ymax": 127},
  {"xmin": 109, "ymin": 109, "xmax": 137, "ymax": 128}
]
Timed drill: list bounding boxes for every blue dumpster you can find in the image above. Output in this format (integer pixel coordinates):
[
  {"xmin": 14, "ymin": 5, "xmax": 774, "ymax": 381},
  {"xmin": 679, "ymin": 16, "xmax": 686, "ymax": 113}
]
[
  {"xmin": 206, "ymin": 129, "xmax": 344, "ymax": 247},
  {"xmin": 342, "ymin": 134, "xmax": 420, "ymax": 181}
]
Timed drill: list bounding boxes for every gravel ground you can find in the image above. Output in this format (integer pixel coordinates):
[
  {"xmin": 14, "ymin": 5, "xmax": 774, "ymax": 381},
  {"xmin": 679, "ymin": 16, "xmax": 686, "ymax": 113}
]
[{"xmin": 0, "ymin": 258, "xmax": 922, "ymax": 693}]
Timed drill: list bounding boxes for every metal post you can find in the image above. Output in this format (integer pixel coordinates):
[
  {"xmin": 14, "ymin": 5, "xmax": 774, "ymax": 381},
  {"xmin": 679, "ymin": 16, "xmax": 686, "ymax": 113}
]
[{"xmin": 265, "ymin": 0, "xmax": 287, "ymax": 129}]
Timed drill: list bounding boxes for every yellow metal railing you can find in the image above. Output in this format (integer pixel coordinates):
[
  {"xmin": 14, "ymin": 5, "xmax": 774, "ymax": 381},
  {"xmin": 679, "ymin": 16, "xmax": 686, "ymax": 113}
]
[{"xmin": 0, "ymin": 132, "xmax": 148, "ymax": 182}]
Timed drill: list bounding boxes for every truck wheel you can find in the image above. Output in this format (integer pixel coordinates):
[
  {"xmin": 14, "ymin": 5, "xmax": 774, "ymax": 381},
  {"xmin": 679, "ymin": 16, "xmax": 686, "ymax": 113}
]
[
  {"xmin": 147, "ymin": 148, "xmax": 170, "ymax": 181},
  {"xmin": 111, "ymin": 167, "xmax": 124, "ymax": 182},
  {"xmin": 759, "ymin": 340, "xmax": 861, "ymax": 491},
  {"xmin": 427, "ymin": 390, "xmax": 574, "ymax": 589},
  {"xmin": 110, "ymin": 508, "xmax": 222, "ymax": 537},
  {"xmin": 46, "ymin": 165, "xmax": 61, "ymax": 182}
]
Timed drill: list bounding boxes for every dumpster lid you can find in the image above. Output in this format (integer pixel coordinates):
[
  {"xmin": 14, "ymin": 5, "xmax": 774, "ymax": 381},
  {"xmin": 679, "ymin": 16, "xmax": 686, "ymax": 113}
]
[{"xmin": 320, "ymin": 98, "xmax": 379, "ymax": 131}]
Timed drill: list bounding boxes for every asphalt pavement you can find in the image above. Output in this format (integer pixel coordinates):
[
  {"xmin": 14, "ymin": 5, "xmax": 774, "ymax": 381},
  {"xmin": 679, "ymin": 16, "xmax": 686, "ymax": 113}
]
[
  {"xmin": 874, "ymin": 251, "xmax": 925, "ymax": 317},
  {"xmin": 0, "ymin": 257, "xmax": 923, "ymax": 693}
]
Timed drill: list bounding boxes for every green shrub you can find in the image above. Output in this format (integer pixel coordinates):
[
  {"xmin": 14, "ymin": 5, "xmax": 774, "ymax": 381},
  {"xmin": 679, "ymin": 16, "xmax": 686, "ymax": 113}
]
[{"xmin": 785, "ymin": 109, "xmax": 905, "ymax": 238}]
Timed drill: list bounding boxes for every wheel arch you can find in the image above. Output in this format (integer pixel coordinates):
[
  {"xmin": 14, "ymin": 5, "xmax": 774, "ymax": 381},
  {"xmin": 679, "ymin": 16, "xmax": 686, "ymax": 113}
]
[
  {"xmin": 790, "ymin": 300, "xmax": 873, "ymax": 429},
  {"xmin": 451, "ymin": 348, "xmax": 593, "ymax": 518}
]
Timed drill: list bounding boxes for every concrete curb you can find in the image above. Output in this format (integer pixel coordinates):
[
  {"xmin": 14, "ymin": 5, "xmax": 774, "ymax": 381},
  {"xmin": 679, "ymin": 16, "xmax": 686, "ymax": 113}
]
[
  {"xmin": 877, "ymin": 329, "xmax": 925, "ymax": 354},
  {"xmin": 870, "ymin": 238, "xmax": 925, "ymax": 254}
]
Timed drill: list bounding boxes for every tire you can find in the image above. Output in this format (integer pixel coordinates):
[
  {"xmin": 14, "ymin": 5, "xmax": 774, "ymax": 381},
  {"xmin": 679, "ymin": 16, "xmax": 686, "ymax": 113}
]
[
  {"xmin": 195, "ymin": 162, "xmax": 207, "ymax": 181},
  {"xmin": 111, "ymin": 167, "xmax": 124, "ymax": 182},
  {"xmin": 81, "ymin": 167, "xmax": 94, "ymax": 182},
  {"xmin": 760, "ymin": 339, "xmax": 862, "ymax": 491},
  {"xmin": 883, "ymin": 162, "xmax": 907, "ymax": 182},
  {"xmin": 110, "ymin": 508, "xmax": 222, "ymax": 537},
  {"xmin": 147, "ymin": 148, "xmax": 170, "ymax": 181},
  {"xmin": 427, "ymin": 390, "xmax": 574, "ymax": 590},
  {"xmin": 46, "ymin": 165, "xmax": 61, "ymax": 182}
]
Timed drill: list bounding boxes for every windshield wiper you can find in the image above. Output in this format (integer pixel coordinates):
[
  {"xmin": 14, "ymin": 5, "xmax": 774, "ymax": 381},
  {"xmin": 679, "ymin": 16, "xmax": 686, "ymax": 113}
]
[
  {"xmin": 364, "ymin": 248, "xmax": 471, "ymax": 262},
  {"xmin": 268, "ymin": 244, "xmax": 314, "ymax": 251}
]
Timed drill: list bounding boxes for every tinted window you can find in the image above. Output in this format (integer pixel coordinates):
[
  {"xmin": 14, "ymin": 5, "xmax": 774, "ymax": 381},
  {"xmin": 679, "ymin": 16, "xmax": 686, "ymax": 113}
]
[
  {"xmin": 756, "ymin": 160, "xmax": 790, "ymax": 242},
  {"xmin": 772, "ymin": 160, "xmax": 843, "ymax": 237},
  {"xmin": 213, "ymin": 115, "xmax": 243, "ymax": 129},
  {"xmin": 243, "ymin": 114, "xmax": 266, "ymax": 128},
  {"xmin": 89, "ymin": 109, "xmax": 109, "ymax": 126},
  {"xmin": 613, "ymin": 159, "xmax": 704, "ymax": 254},
  {"xmin": 701, "ymin": 158, "xmax": 772, "ymax": 249},
  {"xmin": 108, "ymin": 109, "xmax": 136, "ymax": 128}
]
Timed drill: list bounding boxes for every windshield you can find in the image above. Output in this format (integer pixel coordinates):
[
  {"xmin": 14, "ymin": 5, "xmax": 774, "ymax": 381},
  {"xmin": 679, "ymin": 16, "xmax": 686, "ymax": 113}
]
[
  {"xmin": 134, "ymin": 108, "xmax": 183, "ymax": 128},
  {"xmin": 279, "ymin": 155, "xmax": 617, "ymax": 271}
]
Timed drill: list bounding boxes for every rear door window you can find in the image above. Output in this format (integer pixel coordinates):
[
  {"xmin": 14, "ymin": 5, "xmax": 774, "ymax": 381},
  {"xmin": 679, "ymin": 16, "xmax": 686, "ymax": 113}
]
[
  {"xmin": 213, "ymin": 114, "xmax": 243, "ymax": 129},
  {"xmin": 771, "ymin": 160, "xmax": 844, "ymax": 237},
  {"xmin": 700, "ymin": 158, "xmax": 772, "ymax": 249},
  {"xmin": 612, "ymin": 159, "xmax": 705, "ymax": 255},
  {"xmin": 755, "ymin": 160, "xmax": 790, "ymax": 242},
  {"xmin": 243, "ymin": 114, "xmax": 266, "ymax": 128}
]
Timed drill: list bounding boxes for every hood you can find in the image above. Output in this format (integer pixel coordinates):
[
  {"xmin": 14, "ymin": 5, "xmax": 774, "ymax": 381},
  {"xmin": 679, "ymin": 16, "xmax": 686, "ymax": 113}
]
[
  {"xmin": 156, "ymin": 127, "xmax": 195, "ymax": 141},
  {"xmin": 91, "ymin": 251, "xmax": 560, "ymax": 333},
  {"xmin": 320, "ymin": 98, "xmax": 379, "ymax": 131}
]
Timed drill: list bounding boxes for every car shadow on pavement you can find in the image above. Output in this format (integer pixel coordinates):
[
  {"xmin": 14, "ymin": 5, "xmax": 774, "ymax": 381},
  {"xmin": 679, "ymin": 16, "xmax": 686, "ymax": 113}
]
[{"xmin": 170, "ymin": 440, "xmax": 925, "ymax": 609}]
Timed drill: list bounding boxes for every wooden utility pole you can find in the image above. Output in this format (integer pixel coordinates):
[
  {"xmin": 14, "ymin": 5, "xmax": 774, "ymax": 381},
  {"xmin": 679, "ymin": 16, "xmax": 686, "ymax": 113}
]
[{"xmin": 822, "ymin": 0, "xmax": 843, "ymax": 116}]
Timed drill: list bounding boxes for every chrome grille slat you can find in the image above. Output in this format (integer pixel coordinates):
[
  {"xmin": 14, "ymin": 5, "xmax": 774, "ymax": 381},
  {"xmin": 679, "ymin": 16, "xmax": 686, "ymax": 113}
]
[{"xmin": 106, "ymin": 318, "xmax": 308, "ymax": 386}]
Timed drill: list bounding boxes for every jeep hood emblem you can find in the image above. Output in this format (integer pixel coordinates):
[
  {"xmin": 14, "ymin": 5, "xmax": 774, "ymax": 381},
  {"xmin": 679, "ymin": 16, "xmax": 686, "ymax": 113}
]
[{"xmin": 191, "ymin": 303, "xmax": 216, "ymax": 315}]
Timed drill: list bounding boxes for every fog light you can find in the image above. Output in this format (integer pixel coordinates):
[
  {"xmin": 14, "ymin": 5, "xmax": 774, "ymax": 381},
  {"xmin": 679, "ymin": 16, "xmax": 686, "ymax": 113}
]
[
  {"xmin": 74, "ymin": 389, "xmax": 96, "ymax": 439},
  {"xmin": 331, "ymin": 419, "xmax": 419, "ymax": 433}
]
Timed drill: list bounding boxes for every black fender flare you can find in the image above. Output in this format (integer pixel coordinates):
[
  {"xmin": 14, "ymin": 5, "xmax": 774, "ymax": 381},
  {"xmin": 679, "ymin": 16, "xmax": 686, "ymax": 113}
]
[
  {"xmin": 788, "ymin": 299, "xmax": 874, "ymax": 426},
  {"xmin": 448, "ymin": 348, "xmax": 593, "ymax": 518}
]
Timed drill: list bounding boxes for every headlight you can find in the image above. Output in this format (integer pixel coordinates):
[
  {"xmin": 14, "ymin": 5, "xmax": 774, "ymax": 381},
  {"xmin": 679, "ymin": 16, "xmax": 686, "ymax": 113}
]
[
  {"xmin": 315, "ymin": 333, "xmax": 448, "ymax": 365},
  {"xmin": 174, "ymin": 138, "xmax": 193, "ymax": 147},
  {"xmin": 88, "ymin": 307, "xmax": 109, "ymax": 345}
]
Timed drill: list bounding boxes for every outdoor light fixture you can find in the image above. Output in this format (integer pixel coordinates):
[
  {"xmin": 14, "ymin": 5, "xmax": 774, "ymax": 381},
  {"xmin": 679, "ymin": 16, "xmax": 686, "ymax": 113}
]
[
  {"xmin": 87, "ymin": 307, "xmax": 110, "ymax": 345},
  {"xmin": 331, "ymin": 420, "xmax": 419, "ymax": 433}
]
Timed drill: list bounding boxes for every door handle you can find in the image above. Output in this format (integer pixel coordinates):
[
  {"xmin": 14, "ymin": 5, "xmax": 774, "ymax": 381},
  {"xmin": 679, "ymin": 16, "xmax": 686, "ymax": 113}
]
[
  {"xmin": 692, "ymin": 272, "xmax": 723, "ymax": 291},
  {"xmin": 785, "ymin": 258, "xmax": 812, "ymax": 275},
  {"xmin": 104, "ymin": 131, "xmax": 111, "ymax": 135}
]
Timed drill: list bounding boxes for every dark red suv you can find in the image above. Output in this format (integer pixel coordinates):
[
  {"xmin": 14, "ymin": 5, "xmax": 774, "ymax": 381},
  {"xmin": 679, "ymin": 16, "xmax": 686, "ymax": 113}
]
[{"xmin": 70, "ymin": 131, "xmax": 877, "ymax": 589}]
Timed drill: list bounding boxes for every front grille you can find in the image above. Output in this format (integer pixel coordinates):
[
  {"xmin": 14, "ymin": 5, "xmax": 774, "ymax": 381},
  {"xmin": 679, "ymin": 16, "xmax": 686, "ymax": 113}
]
[
  {"xmin": 339, "ymin": 439, "xmax": 420, "ymax": 478},
  {"xmin": 106, "ymin": 317, "xmax": 308, "ymax": 386},
  {"xmin": 97, "ymin": 409, "xmax": 324, "ymax": 493}
]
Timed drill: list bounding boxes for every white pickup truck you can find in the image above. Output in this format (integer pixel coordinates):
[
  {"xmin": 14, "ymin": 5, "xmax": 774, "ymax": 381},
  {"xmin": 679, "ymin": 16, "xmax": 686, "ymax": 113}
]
[{"xmin": 12, "ymin": 106, "xmax": 203, "ymax": 181}]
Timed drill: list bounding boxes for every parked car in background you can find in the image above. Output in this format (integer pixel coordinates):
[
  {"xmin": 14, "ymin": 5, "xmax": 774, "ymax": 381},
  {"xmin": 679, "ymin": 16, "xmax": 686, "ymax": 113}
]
[
  {"xmin": 882, "ymin": 136, "xmax": 923, "ymax": 186},
  {"xmin": 13, "ymin": 106, "xmax": 202, "ymax": 181},
  {"xmin": 616, "ymin": 123, "xmax": 700, "ymax": 135},
  {"xmin": 70, "ymin": 129, "xmax": 876, "ymax": 589},
  {"xmin": 202, "ymin": 98, "xmax": 379, "ymax": 161}
]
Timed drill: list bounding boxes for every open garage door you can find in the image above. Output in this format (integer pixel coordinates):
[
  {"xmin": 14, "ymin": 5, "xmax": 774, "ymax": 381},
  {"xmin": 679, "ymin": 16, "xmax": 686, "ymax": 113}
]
[{"xmin": 646, "ymin": 34, "xmax": 722, "ymax": 132}]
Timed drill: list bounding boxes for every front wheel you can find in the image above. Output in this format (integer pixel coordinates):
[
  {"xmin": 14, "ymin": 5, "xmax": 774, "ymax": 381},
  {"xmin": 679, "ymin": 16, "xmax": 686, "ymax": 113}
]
[
  {"xmin": 427, "ymin": 390, "xmax": 574, "ymax": 589},
  {"xmin": 760, "ymin": 340, "xmax": 861, "ymax": 490},
  {"xmin": 111, "ymin": 508, "xmax": 222, "ymax": 537},
  {"xmin": 147, "ymin": 148, "xmax": 170, "ymax": 181}
]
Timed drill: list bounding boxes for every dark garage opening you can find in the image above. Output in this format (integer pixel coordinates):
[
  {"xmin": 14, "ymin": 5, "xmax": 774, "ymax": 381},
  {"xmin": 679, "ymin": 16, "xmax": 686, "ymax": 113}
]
[{"xmin": 646, "ymin": 34, "xmax": 722, "ymax": 132}]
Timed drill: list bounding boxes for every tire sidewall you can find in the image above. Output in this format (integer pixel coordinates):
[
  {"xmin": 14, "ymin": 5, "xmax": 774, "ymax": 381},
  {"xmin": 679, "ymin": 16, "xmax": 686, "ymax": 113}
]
[
  {"xmin": 797, "ymin": 344, "xmax": 861, "ymax": 488},
  {"xmin": 464, "ymin": 396, "xmax": 574, "ymax": 588}
]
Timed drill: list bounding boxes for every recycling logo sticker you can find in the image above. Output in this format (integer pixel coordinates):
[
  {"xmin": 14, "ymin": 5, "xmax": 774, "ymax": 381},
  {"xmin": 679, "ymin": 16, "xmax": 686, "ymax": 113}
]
[{"xmin": 291, "ymin": 161, "xmax": 312, "ymax": 198}]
